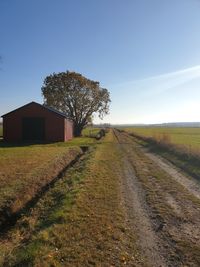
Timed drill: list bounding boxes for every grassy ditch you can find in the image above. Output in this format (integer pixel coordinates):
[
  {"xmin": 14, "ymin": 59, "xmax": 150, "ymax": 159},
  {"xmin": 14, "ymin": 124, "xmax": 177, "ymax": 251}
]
[
  {"xmin": 0, "ymin": 131, "xmax": 144, "ymax": 267},
  {"xmin": 126, "ymin": 130, "xmax": 200, "ymax": 181},
  {"xmin": 0, "ymin": 143, "xmax": 83, "ymax": 229},
  {"xmin": 0, "ymin": 132, "xmax": 102, "ymax": 228},
  {"xmin": 0, "ymin": 147, "xmax": 91, "ymax": 266}
]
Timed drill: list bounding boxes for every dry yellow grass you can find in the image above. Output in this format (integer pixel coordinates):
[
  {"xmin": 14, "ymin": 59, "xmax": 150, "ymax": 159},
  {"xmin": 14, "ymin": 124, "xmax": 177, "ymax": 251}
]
[
  {"xmin": 124, "ymin": 127, "xmax": 200, "ymax": 149},
  {"xmin": 0, "ymin": 131, "xmax": 144, "ymax": 267},
  {"xmin": 0, "ymin": 144, "xmax": 82, "ymax": 227}
]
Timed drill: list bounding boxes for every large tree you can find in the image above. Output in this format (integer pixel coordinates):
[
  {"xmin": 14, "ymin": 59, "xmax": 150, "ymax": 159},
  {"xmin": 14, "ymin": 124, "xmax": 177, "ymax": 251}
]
[{"xmin": 41, "ymin": 71, "xmax": 111, "ymax": 136}]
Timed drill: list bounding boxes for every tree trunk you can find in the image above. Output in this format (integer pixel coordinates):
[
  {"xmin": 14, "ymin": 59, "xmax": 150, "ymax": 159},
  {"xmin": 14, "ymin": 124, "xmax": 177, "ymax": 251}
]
[{"xmin": 74, "ymin": 124, "xmax": 84, "ymax": 137}]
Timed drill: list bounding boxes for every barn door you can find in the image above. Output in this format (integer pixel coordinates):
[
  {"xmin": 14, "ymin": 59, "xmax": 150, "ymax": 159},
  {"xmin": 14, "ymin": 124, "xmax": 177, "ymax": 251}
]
[{"xmin": 22, "ymin": 117, "xmax": 45, "ymax": 141}]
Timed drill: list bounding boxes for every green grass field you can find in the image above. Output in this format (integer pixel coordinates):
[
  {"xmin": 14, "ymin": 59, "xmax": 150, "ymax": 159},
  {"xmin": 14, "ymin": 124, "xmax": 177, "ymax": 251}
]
[
  {"xmin": 0, "ymin": 144, "xmax": 82, "ymax": 215},
  {"xmin": 124, "ymin": 127, "xmax": 200, "ymax": 149},
  {"xmin": 0, "ymin": 132, "xmax": 99, "ymax": 225},
  {"xmin": 0, "ymin": 129, "xmax": 141, "ymax": 267}
]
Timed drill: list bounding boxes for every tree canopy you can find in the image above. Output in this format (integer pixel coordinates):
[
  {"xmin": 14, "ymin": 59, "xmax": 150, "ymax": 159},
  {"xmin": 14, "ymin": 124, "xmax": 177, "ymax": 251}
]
[{"xmin": 41, "ymin": 71, "xmax": 111, "ymax": 136}]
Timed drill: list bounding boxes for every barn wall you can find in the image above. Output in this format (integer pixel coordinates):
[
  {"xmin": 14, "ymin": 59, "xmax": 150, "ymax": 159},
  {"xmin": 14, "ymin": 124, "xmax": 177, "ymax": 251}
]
[
  {"xmin": 64, "ymin": 119, "xmax": 73, "ymax": 141},
  {"xmin": 3, "ymin": 103, "xmax": 65, "ymax": 142}
]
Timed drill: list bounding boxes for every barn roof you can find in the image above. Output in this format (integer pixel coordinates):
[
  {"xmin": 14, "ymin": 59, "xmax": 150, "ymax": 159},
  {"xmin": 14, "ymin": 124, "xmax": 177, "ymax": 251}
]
[{"xmin": 1, "ymin": 101, "xmax": 70, "ymax": 119}]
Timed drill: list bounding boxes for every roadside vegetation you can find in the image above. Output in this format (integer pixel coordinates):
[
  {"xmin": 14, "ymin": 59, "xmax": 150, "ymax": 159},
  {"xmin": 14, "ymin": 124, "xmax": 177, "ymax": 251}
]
[
  {"xmin": 0, "ymin": 130, "xmax": 145, "ymax": 267},
  {"xmin": 0, "ymin": 143, "xmax": 82, "ymax": 228},
  {"xmin": 0, "ymin": 128, "xmax": 103, "ymax": 231},
  {"xmin": 124, "ymin": 127, "xmax": 200, "ymax": 180},
  {"xmin": 1, "ymin": 126, "xmax": 200, "ymax": 266},
  {"xmin": 125, "ymin": 127, "xmax": 200, "ymax": 149},
  {"xmin": 114, "ymin": 129, "xmax": 200, "ymax": 266}
]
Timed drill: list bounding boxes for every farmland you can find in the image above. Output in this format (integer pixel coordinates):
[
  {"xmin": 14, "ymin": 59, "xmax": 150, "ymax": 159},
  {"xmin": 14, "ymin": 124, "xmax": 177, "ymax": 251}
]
[
  {"xmin": 124, "ymin": 127, "xmax": 200, "ymax": 149},
  {"xmin": 0, "ymin": 143, "xmax": 83, "ymax": 228},
  {"xmin": 0, "ymin": 128, "xmax": 200, "ymax": 266},
  {"xmin": 0, "ymin": 130, "xmax": 143, "ymax": 266},
  {"xmin": 0, "ymin": 127, "xmax": 104, "ymax": 228}
]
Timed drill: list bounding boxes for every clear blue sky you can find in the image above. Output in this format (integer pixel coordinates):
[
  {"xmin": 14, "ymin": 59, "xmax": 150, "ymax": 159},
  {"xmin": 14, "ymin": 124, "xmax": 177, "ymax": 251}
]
[{"xmin": 1, "ymin": 0, "xmax": 200, "ymax": 124}]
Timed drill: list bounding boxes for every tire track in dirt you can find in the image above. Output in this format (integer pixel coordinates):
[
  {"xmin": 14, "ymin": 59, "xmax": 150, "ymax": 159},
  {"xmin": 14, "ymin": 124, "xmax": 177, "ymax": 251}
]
[
  {"xmin": 117, "ymin": 129, "xmax": 200, "ymax": 266},
  {"xmin": 114, "ymin": 129, "xmax": 167, "ymax": 267},
  {"xmin": 143, "ymin": 150, "xmax": 200, "ymax": 200},
  {"xmin": 125, "ymin": 130, "xmax": 200, "ymax": 201}
]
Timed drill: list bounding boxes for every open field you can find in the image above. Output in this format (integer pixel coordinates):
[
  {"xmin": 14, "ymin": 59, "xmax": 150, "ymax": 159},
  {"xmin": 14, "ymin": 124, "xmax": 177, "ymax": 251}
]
[
  {"xmin": 1, "ymin": 129, "xmax": 200, "ymax": 266},
  {"xmin": 0, "ymin": 142, "xmax": 82, "ymax": 228},
  {"xmin": 0, "ymin": 133, "xmax": 102, "ymax": 230},
  {"xmin": 0, "ymin": 130, "xmax": 144, "ymax": 267},
  {"xmin": 123, "ymin": 127, "xmax": 200, "ymax": 180},
  {"xmin": 124, "ymin": 127, "xmax": 200, "ymax": 149}
]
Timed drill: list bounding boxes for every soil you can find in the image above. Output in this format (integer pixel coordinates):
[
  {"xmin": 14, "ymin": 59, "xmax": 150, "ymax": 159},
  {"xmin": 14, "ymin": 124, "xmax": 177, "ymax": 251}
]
[
  {"xmin": 119, "ymin": 147, "xmax": 167, "ymax": 266},
  {"xmin": 143, "ymin": 149, "xmax": 200, "ymax": 200},
  {"xmin": 113, "ymin": 129, "xmax": 200, "ymax": 267},
  {"xmin": 1, "ymin": 129, "xmax": 200, "ymax": 266}
]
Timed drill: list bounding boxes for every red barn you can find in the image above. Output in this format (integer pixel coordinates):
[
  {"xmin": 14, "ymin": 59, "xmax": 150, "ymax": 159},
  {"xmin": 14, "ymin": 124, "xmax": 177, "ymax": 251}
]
[{"xmin": 1, "ymin": 102, "xmax": 73, "ymax": 142}]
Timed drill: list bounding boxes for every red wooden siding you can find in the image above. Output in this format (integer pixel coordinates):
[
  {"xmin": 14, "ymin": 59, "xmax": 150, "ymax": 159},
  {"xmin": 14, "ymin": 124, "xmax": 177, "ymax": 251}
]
[
  {"xmin": 64, "ymin": 119, "xmax": 73, "ymax": 141},
  {"xmin": 2, "ymin": 102, "xmax": 73, "ymax": 142}
]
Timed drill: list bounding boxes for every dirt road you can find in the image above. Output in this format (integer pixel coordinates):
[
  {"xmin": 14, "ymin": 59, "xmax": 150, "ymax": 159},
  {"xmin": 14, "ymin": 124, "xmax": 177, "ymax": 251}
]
[
  {"xmin": 113, "ymin": 129, "xmax": 200, "ymax": 267},
  {"xmin": 143, "ymin": 149, "xmax": 200, "ymax": 200},
  {"xmin": 1, "ymin": 129, "xmax": 200, "ymax": 266}
]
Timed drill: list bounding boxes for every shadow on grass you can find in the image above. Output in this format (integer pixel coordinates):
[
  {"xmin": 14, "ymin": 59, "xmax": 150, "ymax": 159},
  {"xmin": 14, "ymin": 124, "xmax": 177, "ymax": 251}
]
[
  {"xmin": 0, "ymin": 150, "xmax": 86, "ymax": 235},
  {"xmin": 0, "ymin": 138, "xmax": 56, "ymax": 148},
  {"xmin": 3, "ymin": 151, "xmax": 89, "ymax": 267}
]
